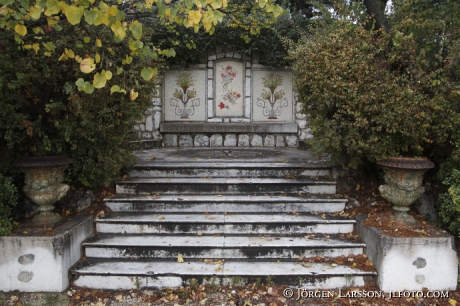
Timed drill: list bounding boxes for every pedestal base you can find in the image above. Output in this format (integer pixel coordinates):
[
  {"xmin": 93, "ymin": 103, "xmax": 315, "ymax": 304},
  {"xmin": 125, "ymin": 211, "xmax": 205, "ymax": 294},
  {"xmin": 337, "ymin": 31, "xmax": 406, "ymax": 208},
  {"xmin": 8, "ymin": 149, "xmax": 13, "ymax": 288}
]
[
  {"xmin": 356, "ymin": 214, "xmax": 458, "ymax": 291},
  {"xmin": 0, "ymin": 215, "xmax": 93, "ymax": 292}
]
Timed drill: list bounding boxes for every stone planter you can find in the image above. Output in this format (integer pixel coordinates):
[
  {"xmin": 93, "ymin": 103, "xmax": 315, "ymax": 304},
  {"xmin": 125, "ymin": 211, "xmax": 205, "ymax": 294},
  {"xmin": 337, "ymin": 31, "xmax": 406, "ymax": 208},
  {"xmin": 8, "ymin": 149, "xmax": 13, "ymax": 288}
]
[
  {"xmin": 14, "ymin": 156, "xmax": 72, "ymax": 225},
  {"xmin": 377, "ymin": 157, "xmax": 434, "ymax": 224}
]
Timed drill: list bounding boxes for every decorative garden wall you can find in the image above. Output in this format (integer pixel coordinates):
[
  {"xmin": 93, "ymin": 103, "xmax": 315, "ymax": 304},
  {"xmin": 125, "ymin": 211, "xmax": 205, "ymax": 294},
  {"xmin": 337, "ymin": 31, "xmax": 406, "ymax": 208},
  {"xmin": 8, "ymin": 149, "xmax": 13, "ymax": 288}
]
[{"xmin": 133, "ymin": 49, "xmax": 312, "ymax": 147}]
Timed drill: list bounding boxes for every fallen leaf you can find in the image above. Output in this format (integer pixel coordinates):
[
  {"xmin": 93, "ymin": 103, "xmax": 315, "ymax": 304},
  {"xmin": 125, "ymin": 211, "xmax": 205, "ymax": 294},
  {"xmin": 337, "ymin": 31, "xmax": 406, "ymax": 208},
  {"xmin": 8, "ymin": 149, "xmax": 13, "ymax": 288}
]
[
  {"xmin": 177, "ymin": 254, "xmax": 184, "ymax": 263},
  {"xmin": 159, "ymin": 215, "xmax": 164, "ymax": 220},
  {"xmin": 197, "ymin": 232, "xmax": 203, "ymax": 236},
  {"xmin": 10, "ymin": 296, "xmax": 18, "ymax": 301},
  {"xmin": 267, "ymin": 287, "xmax": 279, "ymax": 296},
  {"xmin": 23, "ymin": 231, "xmax": 28, "ymax": 235},
  {"xmin": 449, "ymin": 299, "xmax": 457, "ymax": 306},
  {"xmin": 115, "ymin": 294, "xmax": 123, "ymax": 302}
]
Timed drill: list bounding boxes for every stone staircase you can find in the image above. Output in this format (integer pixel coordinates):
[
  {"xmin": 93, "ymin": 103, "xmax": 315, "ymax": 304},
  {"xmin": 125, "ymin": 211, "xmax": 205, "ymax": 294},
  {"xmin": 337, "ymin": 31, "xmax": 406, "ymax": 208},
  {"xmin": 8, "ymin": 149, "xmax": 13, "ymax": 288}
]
[{"xmin": 72, "ymin": 148, "xmax": 375, "ymax": 290}]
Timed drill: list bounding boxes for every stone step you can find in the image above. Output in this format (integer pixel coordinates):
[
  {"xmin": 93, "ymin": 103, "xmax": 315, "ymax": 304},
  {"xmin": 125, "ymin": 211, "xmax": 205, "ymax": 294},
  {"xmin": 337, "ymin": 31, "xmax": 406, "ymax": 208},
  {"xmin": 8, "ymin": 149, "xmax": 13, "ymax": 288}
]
[
  {"xmin": 130, "ymin": 162, "xmax": 331, "ymax": 178},
  {"xmin": 83, "ymin": 234, "xmax": 364, "ymax": 259},
  {"xmin": 115, "ymin": 178, "xmax": 336, "ymax": 195},
  {"xmin": 96, "ymin": 213, "xmax": 355, "ymax": 235},
  {"xmin": 105, "ymin": 195, "xmax": 347, "ymax": 213},
  {"xmin": 73, "ymin": 260, "xmax": 376, "ymax": 290}
]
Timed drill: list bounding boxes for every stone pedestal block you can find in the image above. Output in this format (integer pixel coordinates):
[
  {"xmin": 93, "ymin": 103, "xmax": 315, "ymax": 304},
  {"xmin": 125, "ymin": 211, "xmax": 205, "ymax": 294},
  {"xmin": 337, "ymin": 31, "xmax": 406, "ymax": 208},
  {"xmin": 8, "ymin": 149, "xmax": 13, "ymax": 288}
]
[
  {"xmin": 210, "ymin": 134, "xmax": 223, "ymax": 147},
  {"xmin": 194, "ymin": 134, "xmax": 210, "ymax": 147},
  {"xmin": 251, "ymin": 135, "xmax": 263, "ymax": 147},
  {"xmin": 264, "ymin": 135, "xmax": 275, "ymax": 147},
  {"xmin": 224, "ymin": 134, "xmax": 237, "ymax": 147},
  {"xmin": 275, "ymin": 136, "xmax": 285, "ymax": 147},
  {"xmin": 285, "ymin": 136, "xmax": 298, "ymax": 147},
  {"xmin": 163, "ymin": 134, "xmax": 177, "ymax": 147},
  {"xmin": 179, "ymin": 135, "xmax": 193, "ymax": 147},
  {"xmin": 238, "ymin": 134, "xmax": 250, "ymax": 147},
  {"xmin": 356, "ymin": 214, "xmax": 458, "ymax": 291},
  {"xmin": 0, "ymin": 215, "xmax": 93, "ymax": 292}
]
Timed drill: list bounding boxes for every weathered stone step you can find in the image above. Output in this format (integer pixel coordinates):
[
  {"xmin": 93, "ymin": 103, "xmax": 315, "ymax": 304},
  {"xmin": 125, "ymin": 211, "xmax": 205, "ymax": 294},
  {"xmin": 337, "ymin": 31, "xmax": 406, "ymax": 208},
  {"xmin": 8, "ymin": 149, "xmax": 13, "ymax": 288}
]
[
  {"xmin": 96, "ymin": 213, "xmax": 354, "ymax": 235},
  {"xmin": 130, "ymin": 162, "xmax": 331, "ymax": 178},
  {"xmin": 83, "ymin": 234, "xmax": 364, "ymax": 259},
  {"xmin": 105, "ymin": 195, "xmax": 346, "ymax": 213},
  {"xmin": 116, "ymin": 178, "xmax": 336, "ymax": 195},
  {"xmin": 73, "ymin": 260, "xmax": 376, "ymax": 290}
]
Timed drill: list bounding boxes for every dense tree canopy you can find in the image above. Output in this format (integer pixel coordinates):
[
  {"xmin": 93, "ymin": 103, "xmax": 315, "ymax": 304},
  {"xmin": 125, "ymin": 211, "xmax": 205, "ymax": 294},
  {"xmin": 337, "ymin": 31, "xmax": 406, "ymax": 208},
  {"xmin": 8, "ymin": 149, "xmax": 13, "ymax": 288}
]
[{"xmin": 0, "ymin": 0, "xmax": 284, "ymax": 96}]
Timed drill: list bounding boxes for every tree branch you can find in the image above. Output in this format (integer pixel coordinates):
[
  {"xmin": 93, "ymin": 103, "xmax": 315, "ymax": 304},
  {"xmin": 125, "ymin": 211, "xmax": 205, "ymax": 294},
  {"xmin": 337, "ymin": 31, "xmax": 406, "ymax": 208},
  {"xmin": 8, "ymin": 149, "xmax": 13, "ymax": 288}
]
[{"xmin": 363, "ymin": 0, "xmax": 391, "ymax": 32}]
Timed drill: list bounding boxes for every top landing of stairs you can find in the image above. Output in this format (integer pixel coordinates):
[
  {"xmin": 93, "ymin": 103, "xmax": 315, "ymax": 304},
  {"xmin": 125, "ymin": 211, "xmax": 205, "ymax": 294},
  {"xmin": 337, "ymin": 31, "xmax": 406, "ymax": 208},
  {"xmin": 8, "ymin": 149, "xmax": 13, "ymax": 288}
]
[{"xmin": 132, "ymin": 147, "xmax": 331, "ymax": 166}]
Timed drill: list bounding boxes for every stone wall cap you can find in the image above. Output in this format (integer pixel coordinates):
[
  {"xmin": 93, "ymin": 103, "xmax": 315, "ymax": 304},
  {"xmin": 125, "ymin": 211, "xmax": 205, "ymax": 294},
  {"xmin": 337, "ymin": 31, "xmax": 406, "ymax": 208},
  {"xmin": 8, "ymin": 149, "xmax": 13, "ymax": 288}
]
[
  {"xmin": 377, "ymin": 157, "xmax": 435, "ymax": 170},
  {"xmin": 14, "ymin": 155, "xmax": 72, "ymax": 168},
  {"xmin": 160, "ymin": 123, "xmax": 298, "ymax": 134}
]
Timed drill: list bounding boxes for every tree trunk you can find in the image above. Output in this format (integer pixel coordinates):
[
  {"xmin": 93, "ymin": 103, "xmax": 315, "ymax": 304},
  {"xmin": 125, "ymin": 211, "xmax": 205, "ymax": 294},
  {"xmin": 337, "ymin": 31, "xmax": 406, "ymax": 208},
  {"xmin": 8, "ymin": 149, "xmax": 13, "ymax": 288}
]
[{"xmin": 363, "ymin": 0, "xmax": 391, "ymax": 32}]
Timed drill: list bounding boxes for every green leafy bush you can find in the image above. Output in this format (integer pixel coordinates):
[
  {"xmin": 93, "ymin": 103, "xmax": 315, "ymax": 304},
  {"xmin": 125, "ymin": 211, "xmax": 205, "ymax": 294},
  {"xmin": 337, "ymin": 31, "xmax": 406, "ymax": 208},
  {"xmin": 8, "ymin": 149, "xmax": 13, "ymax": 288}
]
[
  {"xmin": 0, "ymin": 174, "xmax": 18, "ymax": 236},
  {"xmin": 438, "ymin": 169, "xmax": 460, "ymax": 236},
  {"xmin": 289, "ymin": 13, "xmax": 460, "ymax": 168},
  {"xmin": 0, "ymin": 26, "xmax": 155, "ymax": 188}
]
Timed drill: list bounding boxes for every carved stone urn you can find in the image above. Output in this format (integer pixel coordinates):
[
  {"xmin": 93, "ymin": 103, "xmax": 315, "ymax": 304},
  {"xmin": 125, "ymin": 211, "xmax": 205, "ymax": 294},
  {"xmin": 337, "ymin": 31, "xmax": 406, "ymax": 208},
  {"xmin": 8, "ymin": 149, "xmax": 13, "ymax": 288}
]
[
  {"xmin": 14, "ymin": 156, "xmax": 72, "ymax": 225},
  {"xmin": 377, "ymin": 157, "xmax": 434, "ymax": 224}
]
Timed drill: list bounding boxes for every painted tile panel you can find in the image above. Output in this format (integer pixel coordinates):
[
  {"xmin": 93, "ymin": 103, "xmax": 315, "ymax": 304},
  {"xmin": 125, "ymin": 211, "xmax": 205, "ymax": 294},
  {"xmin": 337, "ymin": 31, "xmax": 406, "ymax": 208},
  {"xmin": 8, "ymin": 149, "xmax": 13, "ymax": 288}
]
[
  {"xmin": 215, "ymin": 61, "xmax": 244, "ymax": 117},
  {"xmin": 252, "ymin": 71, "xmax": 294, "ymax": 122},
  {"xmin": 164, "ymin": 70, "xmax": 206, "ymax": 122}
]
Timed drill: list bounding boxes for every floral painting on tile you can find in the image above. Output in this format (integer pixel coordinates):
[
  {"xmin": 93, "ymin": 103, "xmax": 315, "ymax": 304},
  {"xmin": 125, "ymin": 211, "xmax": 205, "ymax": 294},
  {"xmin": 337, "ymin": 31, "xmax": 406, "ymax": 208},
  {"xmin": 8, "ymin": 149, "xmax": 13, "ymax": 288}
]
[
  {"xmin": 215, "ymin": 61, "xmax": 244, "ymax": 117},
  {"xmin": 253, "ymin": 70, "xmax": 293, "ymax": 122},
  {"xmin": 164, "ymin": 70, "xmax": 206, "ymax": 122}
]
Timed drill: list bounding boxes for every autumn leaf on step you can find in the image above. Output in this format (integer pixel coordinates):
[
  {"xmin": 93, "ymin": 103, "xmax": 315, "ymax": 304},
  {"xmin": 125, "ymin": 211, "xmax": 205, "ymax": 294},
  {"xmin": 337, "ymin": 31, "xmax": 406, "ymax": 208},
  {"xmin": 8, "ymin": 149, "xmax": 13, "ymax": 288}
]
[
  {"xmin": 159, "ymin": 215, "xmax": 164, "ymax": 220},
  {"xmin": 177, "ymin": 253, "xmax": 184, "ymax": 263},
  {"xmin": 449, "ymin": 299, "xmax": 457, "ymax": 306}
]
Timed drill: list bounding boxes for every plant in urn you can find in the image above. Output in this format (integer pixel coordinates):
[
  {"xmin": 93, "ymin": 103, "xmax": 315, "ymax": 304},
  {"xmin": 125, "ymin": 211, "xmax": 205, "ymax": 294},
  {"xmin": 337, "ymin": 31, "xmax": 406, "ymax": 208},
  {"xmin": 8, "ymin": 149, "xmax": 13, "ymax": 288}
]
[
  {"xmin": 377, "ymin": 157, "xmax": 434, "ymax": 224},
  {"xmin": 14, "ymin": 156, "xmax": 72, "ymax": 225}
]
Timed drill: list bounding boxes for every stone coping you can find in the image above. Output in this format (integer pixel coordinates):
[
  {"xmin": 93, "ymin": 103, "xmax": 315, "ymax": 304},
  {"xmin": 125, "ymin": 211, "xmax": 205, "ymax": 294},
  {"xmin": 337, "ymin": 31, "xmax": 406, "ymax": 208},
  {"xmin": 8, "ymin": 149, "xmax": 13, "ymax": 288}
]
[{"xmin": 160, "ymin": 123, "xmax": 298, "ymax": 134}]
